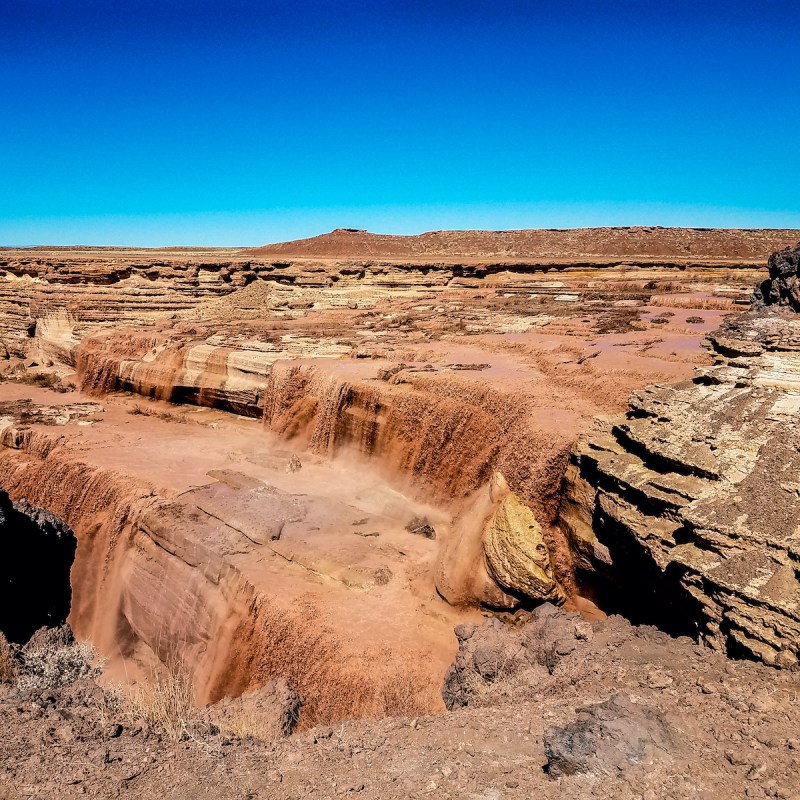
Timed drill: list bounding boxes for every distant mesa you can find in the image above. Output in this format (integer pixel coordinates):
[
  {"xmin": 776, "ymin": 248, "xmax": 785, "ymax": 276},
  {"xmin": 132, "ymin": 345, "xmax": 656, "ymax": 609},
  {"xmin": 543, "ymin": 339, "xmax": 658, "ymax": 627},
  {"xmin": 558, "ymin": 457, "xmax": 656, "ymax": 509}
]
[{"xmin": 246, "ymin": 226, "xmax": 800, "ymax": 261}]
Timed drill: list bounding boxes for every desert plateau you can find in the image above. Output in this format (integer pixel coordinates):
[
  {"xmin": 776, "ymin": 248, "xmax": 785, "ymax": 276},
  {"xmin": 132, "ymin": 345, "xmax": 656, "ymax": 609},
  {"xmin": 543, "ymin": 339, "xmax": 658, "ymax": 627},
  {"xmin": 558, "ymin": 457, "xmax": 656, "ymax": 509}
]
[
  {"xmin": 1, "ymin": 227, "xmax": 800, "ymax": 798},
  {"xmin": 4, "ymin": 1, "xmax": 800, "ymax": 796}
]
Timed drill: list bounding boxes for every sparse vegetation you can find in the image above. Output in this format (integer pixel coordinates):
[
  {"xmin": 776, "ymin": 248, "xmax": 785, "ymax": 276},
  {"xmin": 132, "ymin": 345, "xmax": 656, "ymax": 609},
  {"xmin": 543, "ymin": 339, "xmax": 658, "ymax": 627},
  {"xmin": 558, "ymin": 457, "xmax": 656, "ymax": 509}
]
[
  {"xmin": 128, "ymin": 655, "xmax": 195, "ymax": 742},
  {"xmin": 16, "ymin": 370, "xmax": 60, "ymax": 389},
  {"xmin": 17, "ymin": 639, "xmax": 99, "ymax": 691},
  {"xmin": 460, "ymin": 646, "xmax": 526, "ymax": 707}
]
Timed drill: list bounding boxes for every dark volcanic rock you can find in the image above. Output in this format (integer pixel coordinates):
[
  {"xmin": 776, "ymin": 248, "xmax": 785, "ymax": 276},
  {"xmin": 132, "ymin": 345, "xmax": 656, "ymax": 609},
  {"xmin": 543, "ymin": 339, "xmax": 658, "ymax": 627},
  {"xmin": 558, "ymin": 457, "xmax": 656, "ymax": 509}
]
[
  {"xmin": 753, "ymin": 242, "xmax": 800, "ymax": 310},
  {"xmin": 442, "ymin": 603, "xmax": 589, "ymax": 710},
  {"xmin": 544, "ymin": 694, "xmax": 676, "ymax": 779}
]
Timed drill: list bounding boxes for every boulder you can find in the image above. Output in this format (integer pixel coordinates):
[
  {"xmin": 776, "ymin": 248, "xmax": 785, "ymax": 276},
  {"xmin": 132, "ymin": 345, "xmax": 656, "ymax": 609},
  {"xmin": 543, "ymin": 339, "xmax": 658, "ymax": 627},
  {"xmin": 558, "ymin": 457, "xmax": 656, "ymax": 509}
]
[
  {"xmin": 436, "ymin": 473, "xmax": 564, "ymax": 610},
  {"xmin": 482, "ymin": 473, "xmax": 564, "ymax": 604},
  {"xmin": 199, "ymin": 679, "xmax": 302, "ymax": 739},
  {"xmin": 754, "ymin": 242, "xmax": 800, "ymax": 310},
  {"xmin": 544, "ymin": 694, "xmax": 676, "ymax": 779}
]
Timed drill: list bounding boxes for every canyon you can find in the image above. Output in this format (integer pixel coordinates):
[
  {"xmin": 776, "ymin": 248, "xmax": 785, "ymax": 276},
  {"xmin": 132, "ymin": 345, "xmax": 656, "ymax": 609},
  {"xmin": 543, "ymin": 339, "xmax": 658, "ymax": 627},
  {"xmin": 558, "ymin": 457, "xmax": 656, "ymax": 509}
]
[{"xmin": 2, "ymin": 227, "xmax": 800, "ymax": 798}]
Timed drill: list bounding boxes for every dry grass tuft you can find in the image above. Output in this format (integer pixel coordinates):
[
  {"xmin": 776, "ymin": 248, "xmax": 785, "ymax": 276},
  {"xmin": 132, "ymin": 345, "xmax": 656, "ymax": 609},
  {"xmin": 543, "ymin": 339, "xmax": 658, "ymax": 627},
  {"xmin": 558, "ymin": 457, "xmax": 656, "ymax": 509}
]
[
  {"xmin": 128, "ymin": 655, "xmax": 195, "ymax": 741},
  {"xmin": 127, "ymin": 403, "xmax": 191, "ymax": 424},
  {"xmin": 16, "ymin": 371, "xmax": 60, "ymax": 389},
  {"xmin": 460, "ymin": 646, "xmax": 528, "ymax": 708}
]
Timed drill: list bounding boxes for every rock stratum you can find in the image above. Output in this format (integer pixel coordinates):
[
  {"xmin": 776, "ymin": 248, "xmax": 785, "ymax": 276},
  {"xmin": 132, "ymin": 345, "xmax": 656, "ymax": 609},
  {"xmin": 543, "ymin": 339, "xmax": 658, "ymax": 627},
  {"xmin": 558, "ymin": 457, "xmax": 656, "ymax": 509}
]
[{"xmin": 561, "ymin": 241, "xmax": 800, "ymax": 667}]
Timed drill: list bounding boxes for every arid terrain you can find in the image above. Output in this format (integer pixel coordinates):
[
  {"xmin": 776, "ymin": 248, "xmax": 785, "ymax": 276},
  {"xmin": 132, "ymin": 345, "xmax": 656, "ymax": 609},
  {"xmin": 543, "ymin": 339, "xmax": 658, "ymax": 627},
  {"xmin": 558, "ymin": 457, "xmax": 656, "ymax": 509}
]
[{"xmin": 1, "ymin": 227, "xmax": 800, "ymax": 798}]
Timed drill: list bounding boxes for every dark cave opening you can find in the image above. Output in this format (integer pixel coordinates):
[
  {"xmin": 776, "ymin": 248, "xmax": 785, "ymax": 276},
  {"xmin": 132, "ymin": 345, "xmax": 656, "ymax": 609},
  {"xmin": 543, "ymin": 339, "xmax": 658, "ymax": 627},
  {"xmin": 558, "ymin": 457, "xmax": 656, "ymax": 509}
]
[
  {"xmin": 573, "ymin": 507, "xmax": 705, "ymax": 640},
  {"xmin": 0, "ymin": 490, "xmax": 76, "ymax": 644}
]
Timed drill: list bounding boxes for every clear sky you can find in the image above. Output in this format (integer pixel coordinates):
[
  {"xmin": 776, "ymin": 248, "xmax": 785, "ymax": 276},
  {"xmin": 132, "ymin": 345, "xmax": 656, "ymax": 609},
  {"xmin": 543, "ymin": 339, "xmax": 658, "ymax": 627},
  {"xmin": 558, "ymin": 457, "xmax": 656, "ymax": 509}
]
[{"xmin": 2, "ymin": 0, "xmax": 799, "ymax": 246}]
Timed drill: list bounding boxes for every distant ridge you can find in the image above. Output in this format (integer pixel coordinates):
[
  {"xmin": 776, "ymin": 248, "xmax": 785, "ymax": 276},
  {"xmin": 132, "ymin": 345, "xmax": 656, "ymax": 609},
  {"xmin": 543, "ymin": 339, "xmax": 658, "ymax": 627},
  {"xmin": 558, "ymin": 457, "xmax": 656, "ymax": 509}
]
[{"xmin": 247, "ymin": 227, "xmax": 800, "ymax": 261}]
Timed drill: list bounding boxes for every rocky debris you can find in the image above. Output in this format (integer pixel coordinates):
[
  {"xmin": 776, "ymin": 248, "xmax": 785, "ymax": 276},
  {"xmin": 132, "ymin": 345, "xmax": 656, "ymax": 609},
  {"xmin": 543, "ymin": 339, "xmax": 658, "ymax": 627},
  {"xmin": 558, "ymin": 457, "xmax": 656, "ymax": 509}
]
[
  {"xmin": 543, "ymin": 694, "xmax": 676, "ymax": 779},
  {"xmin": 4, "ymin": 610, "xmax": 800, "ymax": 797},
  {"xmin": 439, "ymin": 605, "xmax": 800, "ymax": 796},
  {"xmin": 754, "ymin": 241, "xmax": 800, "ymax": 310},
  {"xmin": 560, "ymin": 293, "xmax": 800, "ymax": 665},
  {"xmin": 405, "ymin": 515, "xmax": 436, "ymax": 539},
  {"xmin": 442, "ymin": 602, "xmax": 589, "ymax": 709}
]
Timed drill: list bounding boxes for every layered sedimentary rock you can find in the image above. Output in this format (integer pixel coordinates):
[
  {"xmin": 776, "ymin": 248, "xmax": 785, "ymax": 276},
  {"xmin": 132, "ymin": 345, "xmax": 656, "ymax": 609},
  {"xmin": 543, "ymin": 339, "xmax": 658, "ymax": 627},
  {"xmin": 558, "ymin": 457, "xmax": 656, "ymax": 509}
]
[
  {"xmin": 482, "ymin": 473, "xmax": 563, "ymax": 603},
  {"xmin": 0, "ymin": 393, "xmax": 457, "ymax": 724},
  {"xmin": 4, "ymin": 226, "xmax": 796, "ymax": 350},
  {"xmin": 4, "ymin": 229, "xmax": 797, "ymax": 719},
  {"xmin": 560, "ymin": 248, "xmax": 800, "ymax": 665}
]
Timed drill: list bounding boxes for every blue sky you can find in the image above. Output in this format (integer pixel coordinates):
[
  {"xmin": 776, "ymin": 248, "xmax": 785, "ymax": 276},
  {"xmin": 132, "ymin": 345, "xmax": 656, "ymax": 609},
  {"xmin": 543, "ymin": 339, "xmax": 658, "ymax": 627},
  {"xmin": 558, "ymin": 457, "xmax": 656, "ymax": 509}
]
[{"xmin": 1, "ymin": 0, "xmax": 799, "ymax": 245}]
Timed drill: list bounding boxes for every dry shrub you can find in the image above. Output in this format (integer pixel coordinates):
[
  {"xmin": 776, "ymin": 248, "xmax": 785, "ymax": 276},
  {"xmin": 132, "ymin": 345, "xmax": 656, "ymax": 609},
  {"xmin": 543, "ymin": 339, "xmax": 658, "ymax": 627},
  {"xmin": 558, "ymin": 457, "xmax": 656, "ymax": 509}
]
[
  {"xmin": 18, "ymin": 640, "xmax": 99, "ymax": 690},
  {"xmin": 96, "ymin": 684, "xmax": 125, "ymax": 727},
  {"xmin": 644, "ymin": 280, "xmax": 685, "ymax": 292},
  {"xmin": 219, "ymin": 707, "xmax": 279, "ymax": 741},
  {"xmin": 650, "ymin": 294, "xmax": 734, "ymax": 310},
  {"xmin": 0, "ymin": 632, "xmax": 16, "ymax": 684},
  {"xmin": 128, "ymin": 655, "xmax": 195, "ymax": 741},
  {"xmin": 460, "ymin": 646, "xmax": 528, "ymax": 708},
  {"xmin": 17, "ymin": 371, "xmax": 59, "ymax": 389}
]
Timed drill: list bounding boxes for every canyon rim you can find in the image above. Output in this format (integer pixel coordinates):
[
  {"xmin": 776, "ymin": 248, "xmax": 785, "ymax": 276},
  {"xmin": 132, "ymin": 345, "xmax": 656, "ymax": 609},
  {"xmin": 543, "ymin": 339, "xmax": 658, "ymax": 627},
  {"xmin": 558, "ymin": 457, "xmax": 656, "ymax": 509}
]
[{"xmin": 1, "ymin": 230, "xmax": 800, "ymax": 798}]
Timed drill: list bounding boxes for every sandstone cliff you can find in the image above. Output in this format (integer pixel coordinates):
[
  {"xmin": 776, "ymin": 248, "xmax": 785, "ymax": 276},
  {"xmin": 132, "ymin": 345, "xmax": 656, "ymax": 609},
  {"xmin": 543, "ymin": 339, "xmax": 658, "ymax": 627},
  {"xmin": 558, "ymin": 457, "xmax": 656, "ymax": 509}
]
[{"xmin": 560, "ymin": 243, "xmax": 800, "ymax": 666}]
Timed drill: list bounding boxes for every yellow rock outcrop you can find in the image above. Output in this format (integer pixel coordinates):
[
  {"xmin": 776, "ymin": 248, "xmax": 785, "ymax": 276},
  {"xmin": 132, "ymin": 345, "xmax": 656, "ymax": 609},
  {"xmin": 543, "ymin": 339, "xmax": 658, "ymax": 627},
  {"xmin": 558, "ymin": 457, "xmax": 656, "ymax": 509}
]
[{"xmin": 482, "ymin": 473, "xmax": 564, "ymax": 604}]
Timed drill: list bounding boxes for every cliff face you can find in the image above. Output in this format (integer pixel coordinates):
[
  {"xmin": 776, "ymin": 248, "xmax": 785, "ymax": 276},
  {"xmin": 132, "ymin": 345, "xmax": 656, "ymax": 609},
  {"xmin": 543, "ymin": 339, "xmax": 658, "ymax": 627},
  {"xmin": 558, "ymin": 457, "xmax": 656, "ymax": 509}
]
[
  {"xmin": 1, "ymin": 232, "xmax": 787, "ymax": 719},
  {"xmin": 560, "ymin": 247, "xmax": 800, "ymax": 666}
]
